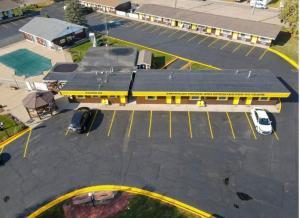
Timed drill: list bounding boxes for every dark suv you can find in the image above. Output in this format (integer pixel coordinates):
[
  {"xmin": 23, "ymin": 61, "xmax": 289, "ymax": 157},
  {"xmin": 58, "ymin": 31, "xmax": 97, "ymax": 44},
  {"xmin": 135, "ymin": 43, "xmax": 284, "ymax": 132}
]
[{"xmin": 68, "ymin": 107, "xmax": 92, "ymax": 133}]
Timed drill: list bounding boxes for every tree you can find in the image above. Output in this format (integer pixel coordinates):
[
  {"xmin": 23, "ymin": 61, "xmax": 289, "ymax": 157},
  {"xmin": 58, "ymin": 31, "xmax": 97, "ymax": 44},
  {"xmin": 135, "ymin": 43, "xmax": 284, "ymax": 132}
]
[
  {"xmin": 279, "ymin": 0, "xmax": 298, "ymax": 37},
  {"xmin": 64, "ymin": 0, "xmax": 87, "ymax": 26}
]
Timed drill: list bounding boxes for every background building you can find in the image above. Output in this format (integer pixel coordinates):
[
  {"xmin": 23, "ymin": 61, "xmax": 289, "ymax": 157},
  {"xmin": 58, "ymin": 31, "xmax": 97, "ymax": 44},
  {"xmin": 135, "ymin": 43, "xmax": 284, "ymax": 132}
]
[
  {"xmin": 79, "ymin": 0, "xmax": 131, "ymax": 13},
  {"xmin": 135, "ymin": 4, "xmax": 282, "ymax": 46},
  {"xmin": 19, "ymin": 17, "xmax": 87, "ymax": 50}
]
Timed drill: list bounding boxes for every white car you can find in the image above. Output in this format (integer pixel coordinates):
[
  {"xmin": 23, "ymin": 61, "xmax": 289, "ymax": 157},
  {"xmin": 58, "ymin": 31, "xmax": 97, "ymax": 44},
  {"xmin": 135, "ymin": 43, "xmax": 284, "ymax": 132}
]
[{"xmin": 250, "ymin": 108, "xmax": 272, "ymax": 135}]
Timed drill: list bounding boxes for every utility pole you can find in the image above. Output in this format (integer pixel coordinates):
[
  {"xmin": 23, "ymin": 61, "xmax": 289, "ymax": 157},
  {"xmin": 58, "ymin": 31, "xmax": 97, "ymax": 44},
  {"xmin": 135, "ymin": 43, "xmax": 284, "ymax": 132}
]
[
  {"xmin": 174, "ymin": 0, "xmax": 178, "ymax": 8},
  {"xmin": 104, "ymin": 13, "xmax": 109, "ymax": 47},
  {"xmin": 251, "ymin": 0, "xmax": 256, "ymax": 15}
]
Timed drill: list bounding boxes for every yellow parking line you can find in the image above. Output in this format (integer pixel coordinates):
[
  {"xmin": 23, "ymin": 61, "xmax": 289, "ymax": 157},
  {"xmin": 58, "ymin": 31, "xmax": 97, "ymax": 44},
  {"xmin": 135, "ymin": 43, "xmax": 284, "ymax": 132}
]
[
  {"xmin": 220, "ymin": 41, "xmax": 231, "ymax": 50},
  {"xmin": 244, "ymin": 112, "xmax": 257, "ymax": 140},
  {"xmin": 23, "ymin": 129, "xmax": 32, "ymax": 158},
  {"xmin": 65, "ymin": 128, "xmax": 70, "ymax": 136},
  {"xmin": 245, "ymin": 46, "xmax": 255, "ymax": 56},
  {"xmin": 142, "ymin": 25, "xmax": 154, "ymax": 31},
  {"xmin": 198, "ymin": 36, "xmax": 209, "ymax": 44},
  {"xmin": 124, "ymin": 22, "xmax": 136, "ymax": 28},
  {"xmin": 161, "ymin": 57, "xmax": 178, "ymax": 69},
  {"xmin": 134, "ymin": 22, "xmax": 147, "ymax": 29},
  {"xmin": 0, "ymin": 145, "xmax": 5, "ymax": 154},
  {"xmin": 259, "ymin": 49, "xmax": 268, "ymax": 60},
  {"xmin": 128, "ymin": 110, "xmax": 135, "ymax": 137},
  {"xmin": 169, "ymin": 111, "xmax": 172, "ymax": 138},
  {"xmin": 159, "ymin": 29, "xmax": 170, "ymax": 35},
  {"xmin": 232, "ymin": 44, "xmax": 243, "ymax": 53},
  {"xmin": 206, "ymin": 112, "xmax": 214, "ymax": 139},
  {"xmin": 107, "ymin": 111, "xmax": 116, "ymax": 137},
  {"xmin": 187, "ymin": 35, "xmax": 198, "ymax": 42},
  {"xmin": 207, "ymin": 38, "xmax": 219, "ymax": 47},
  {"xmin": 150, "ymin": 26, "xmax": 162, "ymax": 33},
  {"xmin": 148, "ymin": 111, "xmax": 152, "ymax": 137},
  {"xmin": 188, "ymin": 111, "xmax": 193, "ymax": 138},
  {"xmin": 226, "ymin": 112, "xmax": 236, "ymax": 140},
  {"xmin": 180, "ymin": 62, "xmax": 191, "ymax": 70},
  {"xmin": 168, "ymin": 30, "xmax": 180, "ymax": 38},
  {"xmin": 178, "ymin": 32, "xmax": 190, "ymax": 39},
  {"xmin": 86, "ymin": 110, "xmax": 98, "ymax": 136},
  {"xmin": 273, "ymin": 131, "xmax": 279, "ymax": 141}
]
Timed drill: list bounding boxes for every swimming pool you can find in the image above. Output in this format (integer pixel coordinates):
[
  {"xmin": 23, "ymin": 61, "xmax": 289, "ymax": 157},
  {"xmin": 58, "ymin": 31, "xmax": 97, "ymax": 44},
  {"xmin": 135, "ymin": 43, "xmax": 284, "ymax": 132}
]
[{"xmin": 0, "ymin": 49, "xmax": 52, "ymax": 77}]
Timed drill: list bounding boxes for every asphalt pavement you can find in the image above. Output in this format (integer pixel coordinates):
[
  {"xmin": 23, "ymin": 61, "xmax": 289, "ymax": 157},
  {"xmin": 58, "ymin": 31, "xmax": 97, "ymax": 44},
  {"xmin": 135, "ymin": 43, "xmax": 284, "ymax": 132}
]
[{"xmin": 0, "ymin": 3, "xmax": 298, "ymax": 218}]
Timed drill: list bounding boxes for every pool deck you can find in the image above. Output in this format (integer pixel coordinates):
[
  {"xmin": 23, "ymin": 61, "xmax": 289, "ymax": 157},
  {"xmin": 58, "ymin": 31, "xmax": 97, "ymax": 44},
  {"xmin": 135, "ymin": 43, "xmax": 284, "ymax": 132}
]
[{"xmin": 0, "ymin": 40, "xmax": 72, "ymax": 82}]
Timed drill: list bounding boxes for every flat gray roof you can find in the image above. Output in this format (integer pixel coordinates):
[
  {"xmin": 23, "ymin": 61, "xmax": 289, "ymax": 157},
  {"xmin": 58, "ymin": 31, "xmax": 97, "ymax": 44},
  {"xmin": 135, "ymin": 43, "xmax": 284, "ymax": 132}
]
[
  {"xmin": 80, "ymin": 0, "xmax": 129, "ymax": 8},
  {"xmin": 132, "ymin": 69, "xmax": 290, "ymax": 94},
  {"xmin": 81, "ymin": 47, "xmax": 138, "ymax": 69},
  {"xmin": 0, "ymin": 0, "xmax": 20, "ymax": 12},
  {"xmin": 19, "ymin": 17, "xmax": 85, "ymax": 41},
  {"xmin": 136, "ymin": 4, "xmax": 282, "ymax": 39},
  {"xmin": 43, "ymin": 63, "xmax": 79, "ymax": 81},
  {"xmin": 61, "ymin": 72, "xmax": 132, "ymax": 91}
]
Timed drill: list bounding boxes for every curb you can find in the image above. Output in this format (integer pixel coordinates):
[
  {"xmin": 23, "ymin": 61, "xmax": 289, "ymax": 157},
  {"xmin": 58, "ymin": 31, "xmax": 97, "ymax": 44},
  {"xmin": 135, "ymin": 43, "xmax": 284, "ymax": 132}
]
[
  {"xmin": 27, "ymin": 185, "xmax": 214, "ymax": 218},
  {"xmin": 0, "ymin": 127, "xmax": 31, "ymax": 150},
  {"xmin": 106, "ymin": 35, "xmax": 221, "ymax": 70},
  {"xmin": 268, "ymin": 48, "xmax": 299, "ymax": 69}
]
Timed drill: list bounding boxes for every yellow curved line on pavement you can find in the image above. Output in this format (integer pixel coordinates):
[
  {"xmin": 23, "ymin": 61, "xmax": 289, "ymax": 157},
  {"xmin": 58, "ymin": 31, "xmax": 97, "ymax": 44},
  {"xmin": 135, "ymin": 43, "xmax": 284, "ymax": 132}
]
[
  {"xmin": 0, "ymin": 127, "xmax": 31, "ymax": 150},
  {"xmin": 106, "ymin": 35, "xmax": 221, "ymax": 70},
  {"xmin": 27, "ymin": 185, "xmax": 214, "ymax": 218},
  {"xmin": 268, "ymin": 48, "xmax": 299, "ymax": 69}
]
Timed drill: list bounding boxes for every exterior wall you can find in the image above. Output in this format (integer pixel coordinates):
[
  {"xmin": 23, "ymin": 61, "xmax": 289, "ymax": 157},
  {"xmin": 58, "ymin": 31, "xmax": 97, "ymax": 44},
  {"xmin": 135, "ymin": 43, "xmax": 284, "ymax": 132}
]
[
  {"xmin": 68, "ymin": 95, "xmax": 127, "ymax": 104},
  {"xmin": 135, "ymin": 12, "xmax": 274, "ymax": 46},
  {"xmin": 52, "ymin": 29, "xmax": 87, "ymax": 47},
  {"xmin": 136, "ymin": 96, "xmax": 279, "ymax": 105}
]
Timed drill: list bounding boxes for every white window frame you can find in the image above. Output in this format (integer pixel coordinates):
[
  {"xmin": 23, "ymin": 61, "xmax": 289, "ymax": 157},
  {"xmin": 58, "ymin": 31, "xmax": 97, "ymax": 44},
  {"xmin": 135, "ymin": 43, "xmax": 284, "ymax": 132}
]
[
  {"xmin": 217, "ymin": 96, "xmax": 228, "ymax": 101},
  {"xmin": 145, "ymin": 96, "xmax": 157, "ymax": 100}
]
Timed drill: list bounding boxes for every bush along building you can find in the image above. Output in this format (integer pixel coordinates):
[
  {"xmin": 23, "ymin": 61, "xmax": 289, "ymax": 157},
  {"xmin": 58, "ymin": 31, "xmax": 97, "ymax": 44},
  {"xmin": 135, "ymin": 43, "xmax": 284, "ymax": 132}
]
[{"xmin": 44, "ymin": 47, "xmax": 290, "ymax": 110}]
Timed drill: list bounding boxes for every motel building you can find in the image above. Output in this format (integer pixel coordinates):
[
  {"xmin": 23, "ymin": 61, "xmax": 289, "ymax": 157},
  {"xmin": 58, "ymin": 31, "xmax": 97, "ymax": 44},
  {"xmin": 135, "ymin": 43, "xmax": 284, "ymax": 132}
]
[
  {"xmin": 79, "ymin": 0, "xmax": 131, "ymax": 13},
  {"xmin": 0, "ymin": 0, "xmax": 23, "ymax": 21},
  {"xmin": 135, "ymin": 4, "xmax": 282, "ymax": 47},
  {"xmin": 131, "ymin": 69, "xmax": 290, "ymax": 107}
]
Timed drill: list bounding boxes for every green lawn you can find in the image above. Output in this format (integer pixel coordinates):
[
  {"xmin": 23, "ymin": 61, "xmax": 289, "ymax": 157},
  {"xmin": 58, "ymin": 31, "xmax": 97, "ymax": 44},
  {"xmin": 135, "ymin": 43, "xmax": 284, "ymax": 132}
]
[
  {"xmin": 0, "ymin": 114, "xmax": 25, "ymax": 142},
  {"xmin": 69, "ymin": 41, "xmax": 93, "ymax": 62},
  {"xmin": 271, "ymin": 30, "xmax": 299, "ymax": 63},
  {"xmin": 113, "ymin": 195, "xmax": 198, "ymax": 218}
]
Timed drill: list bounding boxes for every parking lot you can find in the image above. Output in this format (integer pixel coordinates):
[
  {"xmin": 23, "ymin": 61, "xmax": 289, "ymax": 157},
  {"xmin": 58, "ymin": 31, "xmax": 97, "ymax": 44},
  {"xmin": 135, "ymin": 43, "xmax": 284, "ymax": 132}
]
[
  {"xmin": 87, "ymin": 13, "xmax": 270, "ymax": 62},
  {"xmin": 64, "ymin": 110, "xmax": 280, "ymax": 141}
]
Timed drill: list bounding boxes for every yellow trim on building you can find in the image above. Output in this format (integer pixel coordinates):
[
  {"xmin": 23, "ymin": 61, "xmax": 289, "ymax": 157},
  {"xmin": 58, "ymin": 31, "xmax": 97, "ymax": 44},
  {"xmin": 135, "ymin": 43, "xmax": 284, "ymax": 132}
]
[
  {"xmin": 206, "ymin": 27, "xmax": 212, "ymax": 33},
  {"xmin": 233, "ymin": 97, "xmax": 239, "ymax": 105},
  {"xmin": 166, "ymin": 96, "xmax": 172, "ymax": 104},
  {"xmin": 251, "ymin": 36, "xmax": 258, "ymax": 43},
  {"xmin": 245, "ymin": 97, "xmax": 252, "ymax": 105},
  {"xmin": 175, "ymin": 96, "xmax": 181, "ymax": 104},
  {"xmin": 215, "ymin": 28, "xmax": 221, "ymax": 36},
  {"xmin": 171, "ymin": 20, "xmax": 176, "ymax": 27},
  {"xmin": 59, "ymin": 90, "xmax": 128, "ymax": 96},
  {"xmin": 132, "ymin": 91, "xmax": 290, "ymax": 98},
  {"xmin": 232, "ymin": 32, "xmax": 238, "ymax": 40},
  {"xmin": 120, "ymin": 96, "xmax": 126, "ymax": 103}
]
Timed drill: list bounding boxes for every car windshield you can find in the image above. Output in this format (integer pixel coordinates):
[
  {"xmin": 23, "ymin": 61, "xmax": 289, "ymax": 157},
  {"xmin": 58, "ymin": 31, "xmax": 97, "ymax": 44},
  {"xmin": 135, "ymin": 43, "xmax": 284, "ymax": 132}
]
[
  {"xmin": 259, "ymin": 118, "xmax": 270, "ymax": 125},
  {"xmin": 71, "ymin": 111, "xmax": 84, "ymax": 127}
]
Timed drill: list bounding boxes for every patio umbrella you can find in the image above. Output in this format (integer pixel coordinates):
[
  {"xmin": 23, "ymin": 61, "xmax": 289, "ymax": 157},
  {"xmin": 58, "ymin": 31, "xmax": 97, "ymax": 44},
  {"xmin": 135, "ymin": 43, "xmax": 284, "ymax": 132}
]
[{"xmin": 22, "ymin": 91, "xmax": 54, "ymax": 109}]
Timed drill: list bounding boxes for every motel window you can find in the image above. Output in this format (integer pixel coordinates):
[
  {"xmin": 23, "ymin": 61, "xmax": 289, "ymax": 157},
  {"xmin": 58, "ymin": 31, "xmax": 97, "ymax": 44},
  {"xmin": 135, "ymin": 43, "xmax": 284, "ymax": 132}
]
[
  {"xmin": 217, "ymin": 96, "xmax": 228, "ymax": 101},
  {"xmin": 189, "ymin": 96, "xmax": 201, "ymax": 101},
  {"xmin": 222, "ymin": 30, "xmax": 231, "ymax": 35},
  {"xmin": 258, "ymin": 97, "xmax": 269, "ymax": 101},
  {"xmin": 92, "ymin": 95, "xmax": 99, "ymax": 98},
  {"xmin": 110, "ymin": 96, "xmax": 117, "ymax": 98},
  {"xmin": 145, "ymin": 96, "xmax": 157, "ymax": 100},
  {"xmin": 60, "ymin": 38, "xmax": 66, "ymax": 44}
]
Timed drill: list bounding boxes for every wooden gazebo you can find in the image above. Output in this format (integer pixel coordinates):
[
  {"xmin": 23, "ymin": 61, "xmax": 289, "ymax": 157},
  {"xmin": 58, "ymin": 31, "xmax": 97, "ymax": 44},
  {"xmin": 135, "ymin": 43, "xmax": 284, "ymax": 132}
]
[{"xmin": 22, "ymin": 91, "xmax": 56, "ymax": 120}]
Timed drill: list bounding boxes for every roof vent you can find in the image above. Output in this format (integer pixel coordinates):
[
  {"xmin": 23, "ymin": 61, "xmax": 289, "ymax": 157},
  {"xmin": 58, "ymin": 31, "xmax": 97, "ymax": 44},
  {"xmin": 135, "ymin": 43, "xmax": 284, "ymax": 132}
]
[
  {"xmin": 168, "ymin": 72, "xmax": 174, "ymax": 80},
  {"xmin": 235, "ymin": 69, "xmax": 239, "ymax": 75}
]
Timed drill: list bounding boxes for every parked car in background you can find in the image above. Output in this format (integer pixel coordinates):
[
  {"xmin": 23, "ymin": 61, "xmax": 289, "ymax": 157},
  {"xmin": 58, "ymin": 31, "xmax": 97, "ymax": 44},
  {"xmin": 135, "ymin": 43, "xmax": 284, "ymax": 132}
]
[
  {"xmin": 68, "ymin": 107, "xmax": 92, "ymax": 133},
  {"xmin": 250, "ymin": 107, "xmax": 273, "ymax": 135}
]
